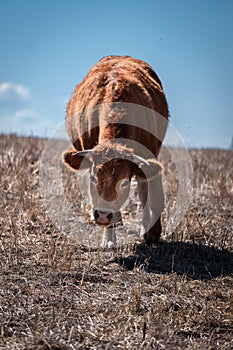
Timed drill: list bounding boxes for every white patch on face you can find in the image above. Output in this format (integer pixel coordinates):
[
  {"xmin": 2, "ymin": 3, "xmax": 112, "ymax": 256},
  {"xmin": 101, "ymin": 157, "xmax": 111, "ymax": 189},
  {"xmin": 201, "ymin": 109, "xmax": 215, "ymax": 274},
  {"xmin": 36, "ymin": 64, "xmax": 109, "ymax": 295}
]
[{"xmin": 115, "ymin": 178, "xmax": 130, "ymax": 206}]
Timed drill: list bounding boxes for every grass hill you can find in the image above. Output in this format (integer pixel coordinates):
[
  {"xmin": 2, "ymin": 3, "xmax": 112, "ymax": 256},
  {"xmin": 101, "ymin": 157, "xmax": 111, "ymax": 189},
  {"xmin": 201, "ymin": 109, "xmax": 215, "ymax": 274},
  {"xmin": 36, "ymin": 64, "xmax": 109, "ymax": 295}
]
[{"xmin": 0, "ymin": 134, "xmax": 232, "ymax": 349}]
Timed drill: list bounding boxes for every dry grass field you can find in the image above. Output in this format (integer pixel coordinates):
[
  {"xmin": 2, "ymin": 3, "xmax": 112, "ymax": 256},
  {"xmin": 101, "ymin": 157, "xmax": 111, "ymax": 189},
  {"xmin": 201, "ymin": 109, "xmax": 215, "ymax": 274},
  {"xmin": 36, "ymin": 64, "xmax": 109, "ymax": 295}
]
[{"xmin": 0, "ymin": 134, "xmax": 233, "ymax": 349}]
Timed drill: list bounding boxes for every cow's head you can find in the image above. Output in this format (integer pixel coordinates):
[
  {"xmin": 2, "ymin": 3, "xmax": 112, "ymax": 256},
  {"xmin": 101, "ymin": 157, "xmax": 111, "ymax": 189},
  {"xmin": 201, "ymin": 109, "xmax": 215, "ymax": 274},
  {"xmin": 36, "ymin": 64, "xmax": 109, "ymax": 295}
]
[{"xmin": 63, "ymin": 143, "xmax": 162, "ymax": 227}]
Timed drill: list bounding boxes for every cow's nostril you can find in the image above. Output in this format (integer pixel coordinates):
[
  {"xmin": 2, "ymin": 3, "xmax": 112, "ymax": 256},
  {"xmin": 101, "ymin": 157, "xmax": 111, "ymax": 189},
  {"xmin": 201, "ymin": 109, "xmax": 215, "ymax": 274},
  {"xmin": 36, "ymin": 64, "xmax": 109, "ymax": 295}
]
[
  {"xmin": 106, "ymin": 212, "xmax": 113, "ymax": 221},
  {"xmin": 94, "ymin": 210, "xmax": 99, "ymax": 220},
  {"xmin": 94, "ymin": 210, "xmax": 113, "ymax": 223}
]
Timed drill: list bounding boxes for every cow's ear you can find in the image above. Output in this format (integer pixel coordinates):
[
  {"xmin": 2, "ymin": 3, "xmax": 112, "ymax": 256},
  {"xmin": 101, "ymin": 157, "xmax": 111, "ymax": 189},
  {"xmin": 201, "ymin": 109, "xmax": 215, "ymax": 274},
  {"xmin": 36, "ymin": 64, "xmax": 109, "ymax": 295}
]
[
  {"xmin": 134, "ymin": 158, "xmax": 163, "ymax": 181},
  {"xmin": 62, "ymin": 150, "xmax": 91, "ymax": 171}
]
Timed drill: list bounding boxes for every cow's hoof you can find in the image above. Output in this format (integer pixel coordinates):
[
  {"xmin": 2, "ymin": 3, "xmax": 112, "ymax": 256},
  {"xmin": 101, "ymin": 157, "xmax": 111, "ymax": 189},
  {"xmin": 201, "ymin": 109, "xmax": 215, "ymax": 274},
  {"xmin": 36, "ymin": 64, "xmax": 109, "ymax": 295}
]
[
  {"xmin": 101, "ymin": 238, "xmax": 116, "ymax": 249},
  {"xmin": 143, "ymin": 232, "xmax": 160, "ymax": 245}
]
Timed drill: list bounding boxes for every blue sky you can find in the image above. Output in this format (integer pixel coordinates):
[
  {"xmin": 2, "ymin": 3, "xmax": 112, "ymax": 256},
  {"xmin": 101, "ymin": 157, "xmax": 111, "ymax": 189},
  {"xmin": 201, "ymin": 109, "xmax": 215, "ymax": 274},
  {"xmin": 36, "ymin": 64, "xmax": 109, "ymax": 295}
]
[{"xmin": 0, "ymin": 0, "xmax": 232, "ymax": 148}]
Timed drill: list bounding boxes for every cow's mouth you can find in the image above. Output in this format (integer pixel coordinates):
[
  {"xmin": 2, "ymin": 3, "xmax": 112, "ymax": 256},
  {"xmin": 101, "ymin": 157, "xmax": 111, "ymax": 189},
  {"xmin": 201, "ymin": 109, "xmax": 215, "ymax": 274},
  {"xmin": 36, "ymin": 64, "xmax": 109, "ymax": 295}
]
[{"xmin": 96, "ymin": 222, "xmax": 117, "ymax": 228}]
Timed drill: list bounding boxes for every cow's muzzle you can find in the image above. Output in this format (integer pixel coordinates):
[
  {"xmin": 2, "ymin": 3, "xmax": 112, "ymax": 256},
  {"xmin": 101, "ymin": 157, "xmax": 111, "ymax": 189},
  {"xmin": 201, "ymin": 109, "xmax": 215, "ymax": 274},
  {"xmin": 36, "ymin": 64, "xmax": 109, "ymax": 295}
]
[{"xmin": 93, "ymin": 209, "xmax": 122, "ymax": 226}]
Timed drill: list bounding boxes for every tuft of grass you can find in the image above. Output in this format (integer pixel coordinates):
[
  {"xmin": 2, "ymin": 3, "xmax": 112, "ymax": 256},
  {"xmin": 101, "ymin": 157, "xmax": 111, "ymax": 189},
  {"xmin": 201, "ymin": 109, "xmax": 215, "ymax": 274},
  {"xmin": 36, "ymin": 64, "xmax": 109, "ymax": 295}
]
[{"xmin": 0, "ymin": 134, "xmax": 232, "ymax": 349}]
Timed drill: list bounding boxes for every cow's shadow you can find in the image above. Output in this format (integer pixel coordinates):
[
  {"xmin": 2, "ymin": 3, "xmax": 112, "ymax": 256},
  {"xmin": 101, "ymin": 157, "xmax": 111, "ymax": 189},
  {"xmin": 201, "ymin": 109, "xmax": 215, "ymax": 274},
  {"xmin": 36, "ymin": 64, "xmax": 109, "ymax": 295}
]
[{"xmin": 112, "ymin": 241, "xmax": 233, "ymax": 280}]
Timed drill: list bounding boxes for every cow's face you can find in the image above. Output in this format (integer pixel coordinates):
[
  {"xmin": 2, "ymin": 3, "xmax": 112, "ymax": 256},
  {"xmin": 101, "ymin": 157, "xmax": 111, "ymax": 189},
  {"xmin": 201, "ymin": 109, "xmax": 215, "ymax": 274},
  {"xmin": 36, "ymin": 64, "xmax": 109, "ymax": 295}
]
[
  {"xmin": 89, "ymin": 159, "xmax": 132, "ymax": 226},
  {"xmin": 63, "ymin": 145, "xmax": 162, "ymax": 227}
]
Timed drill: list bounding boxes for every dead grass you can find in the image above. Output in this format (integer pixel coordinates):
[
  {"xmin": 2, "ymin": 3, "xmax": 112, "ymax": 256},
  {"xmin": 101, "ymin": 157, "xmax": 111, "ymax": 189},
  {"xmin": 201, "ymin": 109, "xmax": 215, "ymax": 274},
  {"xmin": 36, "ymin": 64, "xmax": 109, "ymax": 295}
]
[{"xmin": 0, "ymin": 134, "xmax": 233, "ymax": 349}]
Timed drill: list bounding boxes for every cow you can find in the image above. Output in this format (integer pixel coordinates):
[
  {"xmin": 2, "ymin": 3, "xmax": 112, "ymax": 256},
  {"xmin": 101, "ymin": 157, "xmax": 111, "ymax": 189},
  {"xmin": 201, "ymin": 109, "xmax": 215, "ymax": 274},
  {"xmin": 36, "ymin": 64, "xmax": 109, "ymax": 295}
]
[{"xmin": 63, "ymin": 55, "xmax": 169, "ymax": 247}]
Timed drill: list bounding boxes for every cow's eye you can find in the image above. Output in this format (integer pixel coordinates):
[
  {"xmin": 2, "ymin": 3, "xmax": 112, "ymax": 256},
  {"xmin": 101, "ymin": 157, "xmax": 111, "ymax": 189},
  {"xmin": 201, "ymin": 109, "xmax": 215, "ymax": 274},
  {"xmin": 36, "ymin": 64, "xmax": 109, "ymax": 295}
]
[
  {"xmin": 90, "ymin": 175, "xmax": 97, "ymax": 184},
  {"xmin": 121, "ymin": 179, "xmax": 130, "ymax": 188}
]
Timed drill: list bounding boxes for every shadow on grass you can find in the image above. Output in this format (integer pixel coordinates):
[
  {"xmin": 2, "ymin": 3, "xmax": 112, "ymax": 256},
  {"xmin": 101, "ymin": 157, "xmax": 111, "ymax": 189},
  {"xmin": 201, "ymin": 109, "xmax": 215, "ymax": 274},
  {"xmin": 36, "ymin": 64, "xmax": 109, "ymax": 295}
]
[{"xmin": 112, "ymin": 241, "xmax": 233, "ymax": 280}]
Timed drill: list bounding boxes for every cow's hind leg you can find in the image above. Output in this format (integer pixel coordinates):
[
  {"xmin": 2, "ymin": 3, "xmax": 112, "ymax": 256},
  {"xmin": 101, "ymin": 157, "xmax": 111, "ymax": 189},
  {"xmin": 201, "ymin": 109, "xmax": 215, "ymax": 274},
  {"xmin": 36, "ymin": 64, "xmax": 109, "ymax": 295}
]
[
  {"xmin": 143, "ymin": 217, "xmax": 162, "ymax": 245},
  {"xmin": 137, "ymin": 175, "xmax": 164, "ymax": 245}
]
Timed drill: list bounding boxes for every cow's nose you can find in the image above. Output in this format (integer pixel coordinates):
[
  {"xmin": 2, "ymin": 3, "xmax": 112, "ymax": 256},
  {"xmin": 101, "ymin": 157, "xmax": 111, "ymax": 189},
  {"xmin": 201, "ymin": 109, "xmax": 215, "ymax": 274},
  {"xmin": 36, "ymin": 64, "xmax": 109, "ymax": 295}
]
[{"xmin": 94, "ymin": 210, "xmax": 113, "ymax": 225}]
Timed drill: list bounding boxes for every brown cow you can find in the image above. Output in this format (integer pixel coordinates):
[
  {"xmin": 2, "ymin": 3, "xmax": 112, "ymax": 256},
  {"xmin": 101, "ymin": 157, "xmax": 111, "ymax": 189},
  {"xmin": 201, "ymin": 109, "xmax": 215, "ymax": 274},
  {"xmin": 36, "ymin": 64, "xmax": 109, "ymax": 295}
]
[{"xmin": 63, "ymin": 55, "xmax": 169, "ymax": 247}]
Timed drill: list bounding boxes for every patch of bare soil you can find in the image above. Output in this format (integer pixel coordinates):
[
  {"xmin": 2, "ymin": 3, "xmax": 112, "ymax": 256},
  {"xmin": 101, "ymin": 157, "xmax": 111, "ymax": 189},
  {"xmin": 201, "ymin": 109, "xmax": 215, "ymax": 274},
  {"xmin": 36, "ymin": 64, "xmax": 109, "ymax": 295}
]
[{"xmin": 0, "ymin": 134, "xmax": 232, "ymax": 349}]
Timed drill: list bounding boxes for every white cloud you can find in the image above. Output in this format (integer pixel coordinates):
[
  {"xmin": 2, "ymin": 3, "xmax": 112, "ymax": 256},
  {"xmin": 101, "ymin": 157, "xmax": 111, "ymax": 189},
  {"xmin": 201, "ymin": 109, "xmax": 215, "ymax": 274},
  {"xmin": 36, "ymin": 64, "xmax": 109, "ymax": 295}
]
[
  {"xmin": 0, "ymin": 82, "xmax": 55, "ymax": 136},
  {"xmin": 0, "ymin": 81, "xmax": 65, "ymax": 137},
  {"xmin": 13, "ymin": 109, "xmax": 39, "ymax": 123},
  {"xmin": 0, "ymin": 108, "xmax": 55, "ymax": 136},
  {"xmin": 0, "ymin": 82, "xmax": 31, "ymax": 101}
]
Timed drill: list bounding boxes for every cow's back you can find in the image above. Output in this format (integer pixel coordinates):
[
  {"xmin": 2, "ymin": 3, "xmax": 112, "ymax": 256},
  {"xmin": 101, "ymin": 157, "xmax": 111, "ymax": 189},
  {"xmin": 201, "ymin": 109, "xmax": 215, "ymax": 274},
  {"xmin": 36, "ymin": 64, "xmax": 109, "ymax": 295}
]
[{"xmin": 66, "ymin": 55, "xmax": 169, "ymax": 155}]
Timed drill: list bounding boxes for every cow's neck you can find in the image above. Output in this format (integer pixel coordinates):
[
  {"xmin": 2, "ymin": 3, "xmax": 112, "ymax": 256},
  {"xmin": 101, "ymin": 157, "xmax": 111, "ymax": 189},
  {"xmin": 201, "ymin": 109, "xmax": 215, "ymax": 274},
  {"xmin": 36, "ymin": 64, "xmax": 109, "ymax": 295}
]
[{"xmin": 99, "ymin": 124, "xmax": 119, "ymax": 143}]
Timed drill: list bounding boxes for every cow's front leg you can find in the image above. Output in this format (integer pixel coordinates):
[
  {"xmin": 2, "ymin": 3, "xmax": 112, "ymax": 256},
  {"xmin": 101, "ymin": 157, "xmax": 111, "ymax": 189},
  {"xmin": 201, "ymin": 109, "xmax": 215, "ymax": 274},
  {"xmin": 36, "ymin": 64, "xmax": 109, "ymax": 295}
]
[
  {"xmin": 137, "ymin": 174, "xmax": 164, "ymax": 245},
  {"xmin": 102, "ymin": 225, "xmax": 117, "ymax": 248}
]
